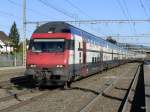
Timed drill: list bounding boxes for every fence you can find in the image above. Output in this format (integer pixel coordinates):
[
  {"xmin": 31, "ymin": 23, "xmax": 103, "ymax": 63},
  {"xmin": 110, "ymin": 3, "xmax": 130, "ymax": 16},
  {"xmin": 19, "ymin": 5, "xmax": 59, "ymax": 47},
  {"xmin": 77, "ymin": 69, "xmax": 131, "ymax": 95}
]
[{"xmin": 0, "ymin": 53, "xmax": 23, "ymax": 67}]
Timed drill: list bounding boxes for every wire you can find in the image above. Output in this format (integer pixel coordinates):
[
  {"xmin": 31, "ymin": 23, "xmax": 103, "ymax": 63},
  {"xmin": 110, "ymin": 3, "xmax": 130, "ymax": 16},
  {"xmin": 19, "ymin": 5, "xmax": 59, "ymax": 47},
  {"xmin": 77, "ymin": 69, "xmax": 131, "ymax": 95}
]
[
  {"xmin": 38, "ymin": 0, "xmax": 106, "ymax": 37},
  {"xmin": 7, "ymin": 0, "xmax": 20, "ymax": 6},
  {"xmin": 69, "ymin": 0, "xmax": 111, "ymax": 36},
  {"xmin": 65, "ymin": 0, "xmax": 107, "ymax": 36},
  {"xmin": 38, "ymin": 0, "xmax": 77, "ymax": 20},
  {"xmin": 115, "ymin": 0, "xmax": 137, "ymax": 37},
  {"xmin": 65, "ymin": 0, "xmax": 92, "ymax": 19},
  {"xmin": 116, "ymin": 0, "xmax": 128, "ymax": 18},
  {"xmin": 122, "ymin": 0, "xmax": 137, "ymax": 34},
  {"xmin": 7, "ymin": 0, "xmax": 51, "ymax": 19},
  {"xmin": 0, "ymin": 24, "xmax": 10, "ymax": 29},
  {"xmin": 143, "ymin": 0, "xmax": 150, "ymax": 11},
  {"xmin": 0, "ymin": 1, "xmax": 21, "ymax": 19},
  {"xmin": 0, "ymin": 10, "xmax": 21, "ymax": 19},
  {"xmin": 139, "ymin": 0, "xmax": 149, "ymax": 18},
  {"xmin": 0, "ymin": 24, "xmax": 33, "ymax": 39}
]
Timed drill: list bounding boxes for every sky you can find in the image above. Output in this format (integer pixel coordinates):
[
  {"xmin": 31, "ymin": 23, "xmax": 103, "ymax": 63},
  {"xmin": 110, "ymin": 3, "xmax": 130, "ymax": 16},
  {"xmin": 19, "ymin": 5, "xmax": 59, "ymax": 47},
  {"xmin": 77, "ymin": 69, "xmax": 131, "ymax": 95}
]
[{"xmin": 0, "ymin": 0, "xmax": 150, "ymax": 46}]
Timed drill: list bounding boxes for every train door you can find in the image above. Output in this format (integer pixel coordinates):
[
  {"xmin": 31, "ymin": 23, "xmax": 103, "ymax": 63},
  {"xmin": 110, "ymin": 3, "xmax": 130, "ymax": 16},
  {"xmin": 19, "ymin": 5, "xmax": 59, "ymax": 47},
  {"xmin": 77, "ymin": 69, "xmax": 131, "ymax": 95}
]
[
  {"xmin": 82, "ymin": 41, "xmax": 87, "ymax": 76},
  {"xmin": 71, "ymin": 33, "xmax": 87, "ymax": 77},
  {"xmin": 72, "ymin": 34, "xmax": 83, "ymax": 77},
  {"xmin": 112, "ymin": 49, "xmax": 113, "ymax": 61},
  {"xmin": 100, "ymin": 48, "xmax": 103, "ymax": 70}
]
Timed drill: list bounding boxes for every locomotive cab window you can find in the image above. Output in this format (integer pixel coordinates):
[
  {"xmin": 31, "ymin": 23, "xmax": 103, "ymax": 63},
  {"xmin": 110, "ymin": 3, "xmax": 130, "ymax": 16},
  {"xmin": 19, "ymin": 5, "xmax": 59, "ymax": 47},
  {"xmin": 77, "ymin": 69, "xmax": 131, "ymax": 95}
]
[{"xmin": 29, "ymin": 39, "xmax": 65, "ymax": 52}]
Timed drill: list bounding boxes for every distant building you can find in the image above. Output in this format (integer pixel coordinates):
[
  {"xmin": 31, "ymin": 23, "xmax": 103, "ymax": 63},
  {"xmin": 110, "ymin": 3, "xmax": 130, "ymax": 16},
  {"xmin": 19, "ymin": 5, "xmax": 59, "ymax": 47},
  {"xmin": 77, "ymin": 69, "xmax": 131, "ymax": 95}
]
[
  {"xmin": 117, "ymin": 42, "xmax": 150, "ymax": 54},
  {"xmin": 0, "ymin": 31, "xmax": 13, "ymax": 53}
]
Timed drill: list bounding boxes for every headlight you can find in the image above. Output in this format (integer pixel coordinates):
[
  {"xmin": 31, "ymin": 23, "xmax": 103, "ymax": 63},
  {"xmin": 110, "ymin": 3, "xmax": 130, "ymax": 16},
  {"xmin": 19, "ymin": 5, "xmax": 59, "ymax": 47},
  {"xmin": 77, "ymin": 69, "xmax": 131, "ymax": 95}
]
[
  {"xmin": 56, "ymin": 65, "xmax": 64, "ymax": 68},
  {"xmin": 30, "ymin": 64, "xmax": 36, "ymax": 68}
]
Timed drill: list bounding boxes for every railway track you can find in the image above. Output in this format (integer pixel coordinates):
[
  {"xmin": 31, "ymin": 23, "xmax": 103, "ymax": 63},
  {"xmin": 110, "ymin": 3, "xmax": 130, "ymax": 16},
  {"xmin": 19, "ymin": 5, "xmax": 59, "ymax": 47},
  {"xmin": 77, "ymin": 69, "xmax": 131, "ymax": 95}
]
[
  {"xmin": 0, "ymin": 80, "xmax": 12, "ymax": 89},
  {"xmin": 0, "ymin": 87, "xmax": 60, "ymax": 112},
  {"xmin": 0, "ymin": 88, "xmax": 39, "ymax": 102},
  {"xmin": 8, "ymin": 63, "xmax": 139, "ymax": 112},
  {"xmin": 79, "ymin": 64, "xmax": 141, "ymax": 112},
  {"xmin": 0, "ymin": 76, "xmax": 44, "ymax": 111},
  {"xmin": 0, "ymin": 69, "xmax": 25, "ymax": 83},
  {"xmin": 0, "ymin": 63, "xmax": 141, "ymax": 112},
  {"xmin": 121, "ymin": 64, "xmax": 141, "ymax": 112},
  {"xmin": 0, "ymin": 75, "xmax": 60, "ymax": 112},
  {"xmin": 0, "ymin": 91, "xmax": 49, "ymax": 112},
  {"xmin": 0, "ymin": 75, "xmax": 33, "ymax": 91}
]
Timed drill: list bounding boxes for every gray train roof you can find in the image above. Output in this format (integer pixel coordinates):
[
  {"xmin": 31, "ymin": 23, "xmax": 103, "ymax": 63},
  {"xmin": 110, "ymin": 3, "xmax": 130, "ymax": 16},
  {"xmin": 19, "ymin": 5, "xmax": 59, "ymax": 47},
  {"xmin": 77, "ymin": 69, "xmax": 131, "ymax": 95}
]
[{"xmin": 34, "ymin": 22, "xmax": 71, "ymax": 33}]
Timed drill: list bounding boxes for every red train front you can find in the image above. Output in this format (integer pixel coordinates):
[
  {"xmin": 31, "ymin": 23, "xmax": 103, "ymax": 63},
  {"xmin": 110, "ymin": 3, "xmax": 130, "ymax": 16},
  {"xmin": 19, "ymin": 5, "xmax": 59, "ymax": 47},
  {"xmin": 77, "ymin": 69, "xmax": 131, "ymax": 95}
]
[{"xmin": 25, "ymin": 22, "xmax": 73, "ymax": 87}]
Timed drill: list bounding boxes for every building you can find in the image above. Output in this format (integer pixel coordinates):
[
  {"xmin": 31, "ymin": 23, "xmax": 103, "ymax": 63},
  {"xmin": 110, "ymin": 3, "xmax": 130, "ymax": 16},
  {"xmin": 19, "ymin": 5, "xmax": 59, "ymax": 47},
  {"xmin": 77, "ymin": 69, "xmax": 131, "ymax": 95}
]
[
  {"xmin": 117, "ymin": 42, "xmax": 150, "ymax": 54},
  {"xmin": 0, "ymin": 31, "xmax": 13, "ymax": 53}
]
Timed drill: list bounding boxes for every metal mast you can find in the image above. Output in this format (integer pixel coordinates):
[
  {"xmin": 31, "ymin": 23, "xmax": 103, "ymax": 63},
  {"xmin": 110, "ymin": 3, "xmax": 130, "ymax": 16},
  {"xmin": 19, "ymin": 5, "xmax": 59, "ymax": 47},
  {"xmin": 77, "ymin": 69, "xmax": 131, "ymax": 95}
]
[{"xmin": 23, "ymin": 0, "xmax": 26, "ymax": 66}]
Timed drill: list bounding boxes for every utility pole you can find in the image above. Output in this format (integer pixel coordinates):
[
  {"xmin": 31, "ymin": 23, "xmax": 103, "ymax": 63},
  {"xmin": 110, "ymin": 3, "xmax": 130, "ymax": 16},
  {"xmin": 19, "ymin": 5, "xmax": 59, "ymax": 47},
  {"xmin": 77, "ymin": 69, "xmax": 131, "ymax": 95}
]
[{"xmin": 23, "ymin": 0, "xmax": 26, "ymax": 66}]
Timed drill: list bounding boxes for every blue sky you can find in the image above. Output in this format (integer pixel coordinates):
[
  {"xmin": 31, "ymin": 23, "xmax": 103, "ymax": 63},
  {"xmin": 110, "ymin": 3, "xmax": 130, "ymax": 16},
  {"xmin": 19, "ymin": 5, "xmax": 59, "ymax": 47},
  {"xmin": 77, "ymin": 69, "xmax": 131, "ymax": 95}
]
[{"xmin": 0, "ymin": 0, "xmax": 150, "ymax": 46}]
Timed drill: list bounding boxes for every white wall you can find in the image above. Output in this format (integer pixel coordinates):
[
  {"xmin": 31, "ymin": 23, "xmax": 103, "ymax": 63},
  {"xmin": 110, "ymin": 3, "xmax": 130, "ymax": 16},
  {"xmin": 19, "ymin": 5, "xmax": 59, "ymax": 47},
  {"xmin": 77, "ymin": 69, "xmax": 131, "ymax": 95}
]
[{"xmin": 0, "ymin": 40, "xmax": 13, "ymax": 53}]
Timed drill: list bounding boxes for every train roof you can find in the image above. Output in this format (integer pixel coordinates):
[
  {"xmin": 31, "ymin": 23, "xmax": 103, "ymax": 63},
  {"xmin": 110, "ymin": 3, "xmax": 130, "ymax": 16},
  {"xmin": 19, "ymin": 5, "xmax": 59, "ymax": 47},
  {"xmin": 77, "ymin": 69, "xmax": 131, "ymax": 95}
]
[
  {"xmin": 34, "ymin": 22, "xmax": 71, "ymax": 33},
  {"xmin": 33, "ymin": 22, "xmax": 130, "ymax": 52}
]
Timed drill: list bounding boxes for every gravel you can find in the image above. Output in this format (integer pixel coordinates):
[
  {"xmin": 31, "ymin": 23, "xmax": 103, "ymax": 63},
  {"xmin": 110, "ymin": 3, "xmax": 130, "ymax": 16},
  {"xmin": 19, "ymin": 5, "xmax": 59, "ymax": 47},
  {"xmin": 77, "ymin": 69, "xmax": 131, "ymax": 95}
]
[
  {"xmin": 0, "ymin": 68, "xmax": 25, "ymax": 82},
  {"xmin": 0, "ymin": 63, "xmax": 140, "ymax": 112},
  {"xmin": 82, "ymin": 63, "xmax": 139, "ymax": 112},
  {"xmin": 0, "ymin": 68, "xmax": 26, "ymax": 100}
]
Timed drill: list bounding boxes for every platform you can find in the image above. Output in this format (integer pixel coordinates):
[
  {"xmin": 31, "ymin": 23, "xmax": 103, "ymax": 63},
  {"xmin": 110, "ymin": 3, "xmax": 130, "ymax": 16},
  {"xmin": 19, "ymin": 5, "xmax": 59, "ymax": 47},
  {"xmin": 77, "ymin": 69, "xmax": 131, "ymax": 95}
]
[
  {"xmin": 144, "ymin": 62, "xmax": 150, "ymax": 111},
  {"xmin": 0, "ymin": 66, "xmax": 25, "ymax": 71}
]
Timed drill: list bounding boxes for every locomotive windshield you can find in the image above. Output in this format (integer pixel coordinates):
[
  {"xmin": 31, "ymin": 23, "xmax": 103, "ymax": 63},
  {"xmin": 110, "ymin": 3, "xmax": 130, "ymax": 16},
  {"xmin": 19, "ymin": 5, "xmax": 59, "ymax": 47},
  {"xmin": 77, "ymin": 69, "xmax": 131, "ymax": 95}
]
[{"xmin": 29, "ymin": 39, "xmax": 65, "ymax": 52}]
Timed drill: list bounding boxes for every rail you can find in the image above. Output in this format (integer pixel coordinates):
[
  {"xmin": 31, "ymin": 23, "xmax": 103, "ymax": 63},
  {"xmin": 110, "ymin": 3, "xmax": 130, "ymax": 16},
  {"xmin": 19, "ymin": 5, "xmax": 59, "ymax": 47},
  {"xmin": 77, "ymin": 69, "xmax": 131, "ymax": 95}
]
[
  {"xmin": 121, "ymin": 64, "xmax": 141, "ymax": 112},
  {"xmin": 79, "ymin": 63, "xmax": 141, "ymax": 112}
]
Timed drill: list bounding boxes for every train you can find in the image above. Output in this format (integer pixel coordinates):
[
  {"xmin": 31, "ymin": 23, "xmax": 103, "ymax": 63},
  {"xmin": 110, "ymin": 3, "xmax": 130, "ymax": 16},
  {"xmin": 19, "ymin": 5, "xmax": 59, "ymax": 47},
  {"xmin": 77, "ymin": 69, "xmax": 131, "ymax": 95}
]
[{"xmin": 25, "ymin": 22, "xmax": 146, "ymax": 88}]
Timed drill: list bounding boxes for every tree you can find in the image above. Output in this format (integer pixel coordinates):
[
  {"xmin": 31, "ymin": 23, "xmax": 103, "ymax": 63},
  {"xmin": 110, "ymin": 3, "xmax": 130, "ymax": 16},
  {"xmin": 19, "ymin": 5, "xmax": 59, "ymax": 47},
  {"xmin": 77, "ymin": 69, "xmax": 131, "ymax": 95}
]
[
  {"xmin": 9, "ymin": 22, "xmax": 20, "ymax": 52},
  {"xmin": 106, "ymin": 36, "xmax": 117, "ymax": 44},
  {"xmin": 18, "ymin": 39, "xmax": 29, "ymax": 53}
]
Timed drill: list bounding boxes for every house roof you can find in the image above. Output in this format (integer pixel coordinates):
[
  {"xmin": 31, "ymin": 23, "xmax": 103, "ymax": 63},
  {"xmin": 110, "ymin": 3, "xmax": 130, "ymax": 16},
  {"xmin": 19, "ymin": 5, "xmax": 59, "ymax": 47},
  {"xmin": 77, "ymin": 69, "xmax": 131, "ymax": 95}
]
[{"xmin": 0, "ymin": 31, "xmax": 11, "ymax": 45}]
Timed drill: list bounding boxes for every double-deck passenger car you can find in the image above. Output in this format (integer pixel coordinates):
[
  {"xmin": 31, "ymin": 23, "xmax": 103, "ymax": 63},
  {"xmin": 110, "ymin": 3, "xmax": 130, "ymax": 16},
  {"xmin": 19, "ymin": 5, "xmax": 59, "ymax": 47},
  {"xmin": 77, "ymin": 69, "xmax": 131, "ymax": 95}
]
[{"xmin": 25, "ymin": 22, "xmax": 145, "ymax": 87}]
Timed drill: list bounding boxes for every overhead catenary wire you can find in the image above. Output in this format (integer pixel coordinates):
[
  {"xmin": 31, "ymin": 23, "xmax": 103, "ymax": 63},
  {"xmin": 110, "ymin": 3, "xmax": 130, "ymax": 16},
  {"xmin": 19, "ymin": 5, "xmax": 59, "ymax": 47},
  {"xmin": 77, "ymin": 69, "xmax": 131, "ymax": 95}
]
[
  {"xmin": 0, "ymin": 24, "xmax": 11, "ymax": 31},
  {"xmin": 0, "ymin": 10, "xmax": 21, "ymax": 19},
  {"xmin": 7, "ymin": 0, "xmax": 45, "ymax": 38},
  {"xmin": 122, "ymin": 0, "xmax": 137, "ymax": 34},
  {"xmin": 7, "ymin": 0, "xmax": 53, "ymax": 20},
  {"xmin": 5, "ymin": 0, "xmax": 150, "ymax": 46},
  {"xmin": 138, "ymin": 0, "xmax": 150, "ymax": 42},
  {"xmin": 26, "ymin": 19, "xmax": 150, "ymax": 25},
  {"xmin": 139, "ymin": 0, "xmax": 149, "ymax": 18},
  {"xmin": 0, "ymin": 23, "xmax": 32, "ymax": 37},
  {"xmin": 65, "ymin": 0, "xmax": 93, "ymax": 19},
  {"xmin": 116, "ymin": 0, "xmax": 128, "ymax": 19},
  {"xmin": 115, "ymin": 0, "xmax": 136, "ymax": 35},
  {"xmin": 64, "ymin": 0, "xmax": 108, "ymax": 37},
  {"xmin": 38, "ymin": 0, "xmax": 77, "ymax": 20},
  {"xmin": 26, "ymin": 19, "xmax": 150, "ymax": 38},
  {"xmin": 143, "ymin": 0, "xmax": 150, "ymax": 14},
  {"xmin": 111, "ymin": 35, "xmax": 150, "ymax": 37}
]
